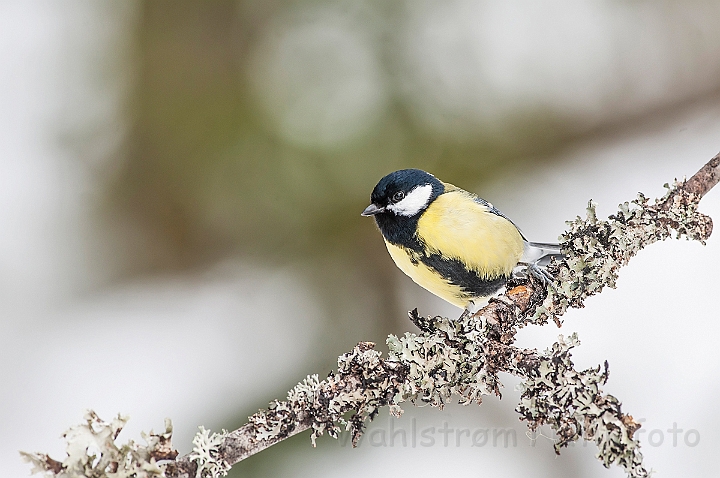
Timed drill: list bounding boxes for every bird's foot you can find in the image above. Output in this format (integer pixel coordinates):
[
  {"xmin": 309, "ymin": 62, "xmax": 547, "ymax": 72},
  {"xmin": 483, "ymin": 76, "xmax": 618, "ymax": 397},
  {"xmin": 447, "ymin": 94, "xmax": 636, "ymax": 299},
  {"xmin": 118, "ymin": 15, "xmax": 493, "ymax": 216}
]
[{"xmin": 513, "ymin": 261, "xmax": 555, "ymax": 286}]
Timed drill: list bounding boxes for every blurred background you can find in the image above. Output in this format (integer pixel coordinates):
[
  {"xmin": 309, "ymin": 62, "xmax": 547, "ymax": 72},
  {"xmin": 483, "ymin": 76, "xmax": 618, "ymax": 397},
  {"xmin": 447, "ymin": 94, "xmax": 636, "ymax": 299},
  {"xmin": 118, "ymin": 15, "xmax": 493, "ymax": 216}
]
[{"xmin": 3, "ymin": 1, "xmax": 720, "ymax": 477}]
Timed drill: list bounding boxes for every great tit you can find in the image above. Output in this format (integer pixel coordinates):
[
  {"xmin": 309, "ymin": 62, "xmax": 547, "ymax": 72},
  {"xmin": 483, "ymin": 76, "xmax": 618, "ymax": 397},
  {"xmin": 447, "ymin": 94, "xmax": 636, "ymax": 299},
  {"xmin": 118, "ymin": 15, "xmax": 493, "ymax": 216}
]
[{"xmin": 362, "ymin": 169, "xmax": 562, "ymax": 310}]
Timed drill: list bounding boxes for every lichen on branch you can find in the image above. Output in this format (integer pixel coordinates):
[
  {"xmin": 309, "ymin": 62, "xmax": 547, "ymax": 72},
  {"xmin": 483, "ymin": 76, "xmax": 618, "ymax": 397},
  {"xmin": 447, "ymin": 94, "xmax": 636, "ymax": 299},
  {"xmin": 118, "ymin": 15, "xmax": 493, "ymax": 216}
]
[
  {"xmin": 536, "ymin": 181, "xmax": 713, "ymax": 325},
  {"xmin": 517, "ymin": 334, "xmax": 644, "ymax": 474},
  {"xmin": 22, "ymin": 153, "xmax": 720, "ymax": 478},
  {"xmin": 21, "ymin": 410, "xmax": 176, "ymax": 478}
]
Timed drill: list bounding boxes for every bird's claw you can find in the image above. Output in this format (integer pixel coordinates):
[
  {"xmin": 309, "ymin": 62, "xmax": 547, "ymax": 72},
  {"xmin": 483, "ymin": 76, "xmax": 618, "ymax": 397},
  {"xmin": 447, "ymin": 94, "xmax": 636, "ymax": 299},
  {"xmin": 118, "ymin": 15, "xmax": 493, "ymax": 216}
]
[{"xmin": 513, "ymin": 261, "xmax": 556, "ymax": 286}]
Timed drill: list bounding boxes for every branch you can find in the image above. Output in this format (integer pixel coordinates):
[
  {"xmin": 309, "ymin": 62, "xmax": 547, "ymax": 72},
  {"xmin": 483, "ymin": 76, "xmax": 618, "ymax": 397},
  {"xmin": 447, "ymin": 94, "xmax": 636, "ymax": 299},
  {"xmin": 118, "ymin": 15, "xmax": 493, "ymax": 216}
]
[
  {"xmin": 535, "ymin": 152, "xmax": 715, "ymax": 325},
  {"xmin": 681, "ymin": 152, "xmax": 720, "ymax": 199},
  {"xmin": 22, "ymin": 152, "xmax": 720, "ymax": 478}
]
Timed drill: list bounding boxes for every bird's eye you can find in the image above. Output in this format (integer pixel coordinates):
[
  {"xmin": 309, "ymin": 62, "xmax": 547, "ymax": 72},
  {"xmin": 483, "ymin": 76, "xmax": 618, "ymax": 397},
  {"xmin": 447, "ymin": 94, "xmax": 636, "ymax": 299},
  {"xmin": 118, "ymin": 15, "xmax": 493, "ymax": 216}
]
[{"xmin": 392, "ymin": 191, "xmax": 405, "ymax": 203}]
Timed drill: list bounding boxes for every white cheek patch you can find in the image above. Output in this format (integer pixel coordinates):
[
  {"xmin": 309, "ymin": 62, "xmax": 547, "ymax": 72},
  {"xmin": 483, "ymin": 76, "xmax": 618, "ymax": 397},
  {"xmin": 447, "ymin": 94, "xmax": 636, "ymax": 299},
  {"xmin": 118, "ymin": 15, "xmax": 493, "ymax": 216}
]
[{"xmin": 387, "ymin": 184, "xmax": 433, "ymax": 217}]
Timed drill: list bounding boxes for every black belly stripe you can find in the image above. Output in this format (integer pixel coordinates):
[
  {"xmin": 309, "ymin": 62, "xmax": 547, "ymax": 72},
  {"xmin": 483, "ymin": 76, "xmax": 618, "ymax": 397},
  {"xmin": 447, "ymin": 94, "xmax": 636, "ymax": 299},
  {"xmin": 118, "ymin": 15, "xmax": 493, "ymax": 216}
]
[{"xmin": 419, "ymin": 253, "xmax": 508, "ymax": 298}]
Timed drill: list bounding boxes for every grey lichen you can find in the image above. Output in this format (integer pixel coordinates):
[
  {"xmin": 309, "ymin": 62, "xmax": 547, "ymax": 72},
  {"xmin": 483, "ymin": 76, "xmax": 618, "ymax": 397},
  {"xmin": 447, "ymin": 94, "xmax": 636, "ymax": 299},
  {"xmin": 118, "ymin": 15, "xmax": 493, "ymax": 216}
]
[
  {"xmin": 21, "ymin": 410, "xmax": 177, "ymax": 478},
  {"xmin": 535, "ymin": 184, "xmax": 712, "ymax": 325},
  {"xmin": 517, "ymin": 334, "xmax": 646, "ymax": 476},
  {"xmin": 386, "ymin": 313, "xmax": 496, "ymax": 407},
  {"xmin": 247, "ymin": 342, "xmax": 408, "ymax": 448},
  {"xmin": 384, "ymin": 307, "xmax": 649, "ymax": 477},
  {"xmin": 189, "ymin": 427, "xmax": 230, "ymax": 478}
]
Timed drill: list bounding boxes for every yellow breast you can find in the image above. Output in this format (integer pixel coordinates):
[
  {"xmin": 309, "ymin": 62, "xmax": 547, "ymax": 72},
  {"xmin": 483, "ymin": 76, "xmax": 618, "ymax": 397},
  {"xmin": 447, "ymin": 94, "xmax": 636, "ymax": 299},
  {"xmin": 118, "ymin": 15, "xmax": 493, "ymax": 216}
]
[
  {"xmin": 383, "ymin": 187, "xmax": 525, "ymax": 308},
  {"xmin": 385, "ymin": 240, "xmax": 472, "ymax": 308}
]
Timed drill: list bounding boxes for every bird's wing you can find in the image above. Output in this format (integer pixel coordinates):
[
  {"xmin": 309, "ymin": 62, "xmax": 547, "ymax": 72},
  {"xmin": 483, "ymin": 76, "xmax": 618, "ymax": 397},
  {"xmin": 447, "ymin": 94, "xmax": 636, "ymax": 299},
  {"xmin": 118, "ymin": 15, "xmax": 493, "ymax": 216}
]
[
  {"xmin": 417, "ymin": 185, "xmax": 525, "ymax": 277},
  {"xmin": 443, "ymin": 183, "xmax": 563, "ymax": 266},
  {"xmin": 445, "ymin": 182, "xmax": 528, "ymax": 240}
]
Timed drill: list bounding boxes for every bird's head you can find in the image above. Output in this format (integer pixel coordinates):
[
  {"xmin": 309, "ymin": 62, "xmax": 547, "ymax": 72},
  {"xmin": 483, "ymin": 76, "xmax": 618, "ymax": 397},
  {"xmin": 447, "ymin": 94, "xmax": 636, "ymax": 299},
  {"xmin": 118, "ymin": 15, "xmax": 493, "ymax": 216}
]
[{"xmin": 362, "ymin": 169, "xmax": 444, "ymax": 219}]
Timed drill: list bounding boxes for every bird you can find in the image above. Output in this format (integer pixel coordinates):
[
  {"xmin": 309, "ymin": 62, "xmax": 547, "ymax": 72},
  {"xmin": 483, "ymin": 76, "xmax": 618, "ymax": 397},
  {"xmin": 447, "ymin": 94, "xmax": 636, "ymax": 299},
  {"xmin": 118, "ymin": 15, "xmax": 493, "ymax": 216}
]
[{"xmin": 361, "ymin": 169, "xmax": 562, "ymax": 311}]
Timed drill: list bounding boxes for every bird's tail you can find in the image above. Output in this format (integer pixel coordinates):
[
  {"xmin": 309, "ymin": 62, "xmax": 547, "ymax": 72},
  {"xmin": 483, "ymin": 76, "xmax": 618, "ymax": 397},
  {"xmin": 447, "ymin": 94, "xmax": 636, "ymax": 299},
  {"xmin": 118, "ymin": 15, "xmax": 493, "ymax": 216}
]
[{"xmin": 522, "ymin": 241, "xmax": 564, "ymax": 267}]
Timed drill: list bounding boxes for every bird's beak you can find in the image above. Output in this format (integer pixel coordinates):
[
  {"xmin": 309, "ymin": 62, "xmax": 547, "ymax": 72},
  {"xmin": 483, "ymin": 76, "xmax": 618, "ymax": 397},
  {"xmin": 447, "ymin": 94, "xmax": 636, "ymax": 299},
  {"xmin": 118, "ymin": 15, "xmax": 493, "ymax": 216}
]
[{"xmin": 361, "ymin": 203, "xmax": 385, "ymax": 216}]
